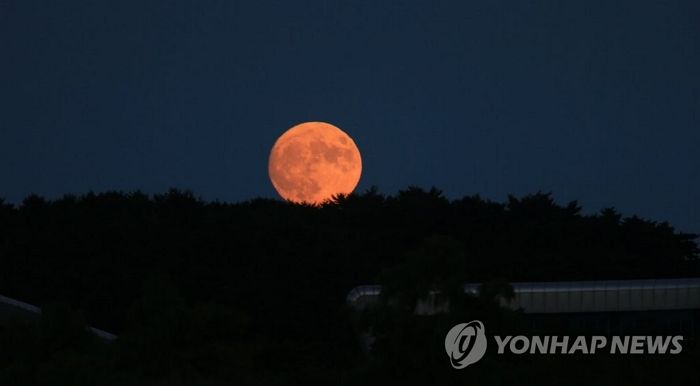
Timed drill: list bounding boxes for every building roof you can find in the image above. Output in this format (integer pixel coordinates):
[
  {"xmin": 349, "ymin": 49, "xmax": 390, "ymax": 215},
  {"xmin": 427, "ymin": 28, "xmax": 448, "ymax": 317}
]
[
  {"xmin": 347, "ymin": 278, "xmax": 700, "ymax": 314},
  {"xmin": 0, "ymin": 294, "xmax": 117, "ymax": 341}
]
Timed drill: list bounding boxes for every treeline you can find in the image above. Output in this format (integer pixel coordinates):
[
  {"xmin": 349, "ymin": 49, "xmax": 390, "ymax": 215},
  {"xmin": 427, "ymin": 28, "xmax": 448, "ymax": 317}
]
[{"xmin": 0, "ymin": 187, "xmax": 697, "ymax": 385}]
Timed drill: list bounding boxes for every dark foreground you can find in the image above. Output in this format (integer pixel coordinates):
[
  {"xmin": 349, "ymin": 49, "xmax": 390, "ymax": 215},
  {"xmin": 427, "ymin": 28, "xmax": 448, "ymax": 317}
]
[{"xmin": 0, "ymin": 188, "xmax": 698, "ymax": 385}]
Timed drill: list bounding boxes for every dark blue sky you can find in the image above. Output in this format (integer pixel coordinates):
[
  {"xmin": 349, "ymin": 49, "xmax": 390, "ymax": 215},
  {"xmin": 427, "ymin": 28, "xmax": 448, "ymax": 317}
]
[{"xmin": 1, "ymin": 1, "xmax": 698, "ymax": 233}]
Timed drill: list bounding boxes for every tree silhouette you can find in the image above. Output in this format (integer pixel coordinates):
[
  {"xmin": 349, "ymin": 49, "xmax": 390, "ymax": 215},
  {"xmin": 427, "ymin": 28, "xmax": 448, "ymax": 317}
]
[{"xmin": 0, "ymin": 187, "xmax": 697, "ymax": 385}]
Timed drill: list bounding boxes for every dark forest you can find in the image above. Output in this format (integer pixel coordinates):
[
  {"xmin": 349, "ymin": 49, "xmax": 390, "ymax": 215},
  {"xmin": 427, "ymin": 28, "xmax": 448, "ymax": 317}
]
[{"xmin": 0, "ymin": 187, "xmax": 698, "ymax": 385}]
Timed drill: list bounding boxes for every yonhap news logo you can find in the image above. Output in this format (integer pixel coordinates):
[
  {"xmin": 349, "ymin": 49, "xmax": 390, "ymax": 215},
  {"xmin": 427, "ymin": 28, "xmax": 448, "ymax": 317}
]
[
  {"xmin": 445, "ymin": 320, "xmax": 684, "ymax": 369},
  {"xmin": 444, "ymin": 320, "xmax": 488, "ymax": 369}
]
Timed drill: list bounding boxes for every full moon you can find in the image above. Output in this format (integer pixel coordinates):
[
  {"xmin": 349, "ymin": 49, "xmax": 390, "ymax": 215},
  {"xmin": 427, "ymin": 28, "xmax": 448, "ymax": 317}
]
[{"xmin": 268, "ymin": 122, "xmax": 362, "ymax": 205}]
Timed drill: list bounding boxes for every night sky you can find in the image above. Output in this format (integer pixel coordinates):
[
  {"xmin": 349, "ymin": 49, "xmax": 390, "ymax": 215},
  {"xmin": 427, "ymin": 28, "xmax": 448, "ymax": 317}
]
[{"xmin": 1, "ymin": 1, "xmax": 698, "ymax": 234}]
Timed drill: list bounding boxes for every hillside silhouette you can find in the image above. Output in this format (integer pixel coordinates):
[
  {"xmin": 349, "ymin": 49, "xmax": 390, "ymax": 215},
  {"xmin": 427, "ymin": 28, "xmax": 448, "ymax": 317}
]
[{"xmin": 0, "ymin": 187, "xmax": 698, "ymax": 385}]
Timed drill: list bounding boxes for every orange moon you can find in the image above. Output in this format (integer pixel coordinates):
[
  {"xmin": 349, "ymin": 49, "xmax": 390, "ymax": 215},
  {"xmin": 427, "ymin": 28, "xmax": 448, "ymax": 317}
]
[{"xmin": 268, "ymin": 122, "xmax": 362, "ymax": 205}]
